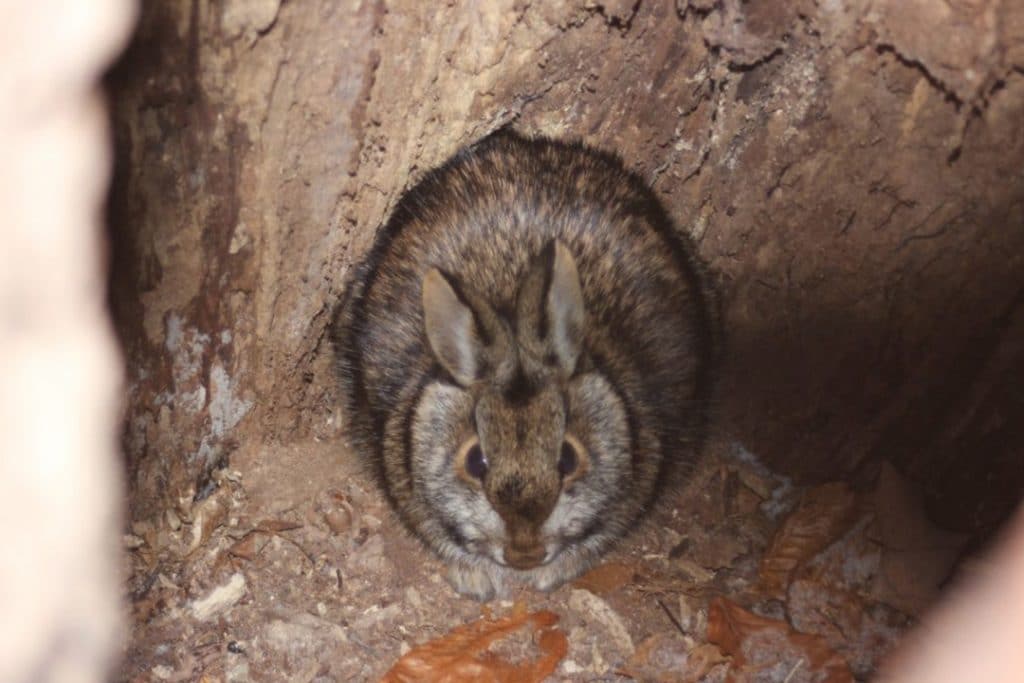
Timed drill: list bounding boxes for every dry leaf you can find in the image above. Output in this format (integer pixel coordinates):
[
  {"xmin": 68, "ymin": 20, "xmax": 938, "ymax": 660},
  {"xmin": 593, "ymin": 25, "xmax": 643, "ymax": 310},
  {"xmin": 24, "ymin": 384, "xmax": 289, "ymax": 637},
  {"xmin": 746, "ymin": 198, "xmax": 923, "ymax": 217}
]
[
  {"xmin": 671, "ymin": 523, "xmax": 747, "ymax": 574},
  {"xmin": 736, "ymin": 467, "xmax": 775, "ymax": 500},
  {"xmin": 619, "ymin": 632, "xmax": 726, "ymax": 682},
  {"xmin": 255, "ymin": 518, "xmax": 303, "ymax": 533},
  {"xmin": 228, "ymin": 531, "xmax": 268, "ymax": 560},
  {"xmin": 786, "ymin": 579, "xmax": 866, "ymax": 645},
  {"xmin": 186, "ymin": 490, "xmax": 230, "ymax": 555},
  {"xmin": 867, "ymin": 462, "xmax": 967, "ymax": 615},
  {"xmin": 697, "ymin": 533, "xmax": 749, "ymax": 571},
  {"xmin": 572, "ymin": 562, "xmax": 636, "ymax": 595},
  {"xmin": 381, "ymin": 607, "xmax": 567, "ymax": 683},
  {"xmin": 707, "ymin": 597, "xmax": 854, "ymax": 683},
  {"xmin": 568, "ymin": 589, "xmax": 635, "ymax": 656},
  {"xmin": 674, "ymin": 558, "xmax": 716, "ymax": 584},
  {"xmin": 732, "ymin": 484, "xmax": 766, "ymax": 516},
  {"xmin": 787, "ymin": 578, "xmax": 908, "ymax": 679},
  {"xmin": 759, "ymin": 482, "xmax": 860, "ymax": 594}
]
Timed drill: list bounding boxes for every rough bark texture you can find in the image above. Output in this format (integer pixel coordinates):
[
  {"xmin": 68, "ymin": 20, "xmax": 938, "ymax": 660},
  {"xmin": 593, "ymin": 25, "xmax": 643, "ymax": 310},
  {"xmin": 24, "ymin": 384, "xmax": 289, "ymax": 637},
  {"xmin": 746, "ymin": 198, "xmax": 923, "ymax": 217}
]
[
  {"xmin": 108, "ymin": 0, "xmax": 1024, "ymax": 536},
  {"xmin": 0, "ymin": 1, "xmax": 133, "ymax": 681}
]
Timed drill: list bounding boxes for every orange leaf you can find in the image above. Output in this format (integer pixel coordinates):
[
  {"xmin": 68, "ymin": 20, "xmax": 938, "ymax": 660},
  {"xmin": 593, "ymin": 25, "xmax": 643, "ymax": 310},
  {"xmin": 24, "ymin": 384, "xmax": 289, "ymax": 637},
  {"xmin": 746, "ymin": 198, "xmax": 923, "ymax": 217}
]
[
  {"xmin": 381, "ymin": 608, "xmax": 568, "ymax": 683},
  {"xmin": 620, "ymin": 632, "xmax": 726, "ymax": 682},
  {"xmin": 707, "ymin": 597, "xmax": 853, "ymax": 683}
]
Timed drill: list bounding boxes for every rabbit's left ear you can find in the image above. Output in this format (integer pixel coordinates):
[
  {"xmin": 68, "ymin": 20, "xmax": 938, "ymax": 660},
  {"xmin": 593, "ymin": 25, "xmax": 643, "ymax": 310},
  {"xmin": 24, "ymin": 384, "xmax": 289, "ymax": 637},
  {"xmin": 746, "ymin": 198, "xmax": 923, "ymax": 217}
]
[{"xmin": 516, "ymin": 240, "xmax": 585, "ymax": 376}]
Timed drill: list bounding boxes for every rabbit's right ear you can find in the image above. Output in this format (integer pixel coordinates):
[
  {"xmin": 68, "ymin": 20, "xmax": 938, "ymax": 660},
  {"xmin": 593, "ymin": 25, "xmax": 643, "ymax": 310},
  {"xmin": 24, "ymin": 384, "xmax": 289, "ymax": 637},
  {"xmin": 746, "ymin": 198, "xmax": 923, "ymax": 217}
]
[{"xmin": 422, "ymin": 269, "xmax": 485, "ymax": 386}]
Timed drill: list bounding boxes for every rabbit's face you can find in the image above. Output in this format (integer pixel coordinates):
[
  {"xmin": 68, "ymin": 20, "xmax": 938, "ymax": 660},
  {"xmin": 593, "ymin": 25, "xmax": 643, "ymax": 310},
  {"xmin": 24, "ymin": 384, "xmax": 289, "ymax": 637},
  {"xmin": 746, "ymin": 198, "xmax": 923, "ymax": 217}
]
[
  {"xmin": 412, "ymin": 240, "xmax": 631, "ymax": 570},
  {"xmin": 412, "ymin": 368, "xmax": 630, "ymax": 571}
]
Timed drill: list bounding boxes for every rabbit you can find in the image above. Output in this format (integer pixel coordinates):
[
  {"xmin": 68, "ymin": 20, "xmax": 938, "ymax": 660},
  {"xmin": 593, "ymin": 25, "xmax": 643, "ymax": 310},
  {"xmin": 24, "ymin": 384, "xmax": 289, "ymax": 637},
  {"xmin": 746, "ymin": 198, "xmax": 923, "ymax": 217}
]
[{"xmin": 331, "ymin": 128, "xmax": 715, "ymax": 600}]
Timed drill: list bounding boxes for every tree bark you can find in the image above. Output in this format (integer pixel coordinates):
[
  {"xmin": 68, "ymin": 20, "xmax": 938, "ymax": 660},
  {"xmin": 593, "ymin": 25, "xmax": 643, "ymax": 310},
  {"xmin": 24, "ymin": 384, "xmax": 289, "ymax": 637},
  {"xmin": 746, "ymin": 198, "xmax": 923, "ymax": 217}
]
[{"xmin": 108, "ymin": 0, "xmax": 1024, "ymax": 533}]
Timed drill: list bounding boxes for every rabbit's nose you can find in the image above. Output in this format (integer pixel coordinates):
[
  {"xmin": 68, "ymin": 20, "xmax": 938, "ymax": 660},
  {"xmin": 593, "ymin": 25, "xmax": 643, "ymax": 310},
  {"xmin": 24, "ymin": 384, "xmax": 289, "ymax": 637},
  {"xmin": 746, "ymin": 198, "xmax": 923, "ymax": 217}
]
[
  {"xmin": 502, "ymin": 519, "xmax": 549, "ymax": 569},
  {"xmin": 503, "ymin": 542, "xmax": 547, "ymax": 570}
]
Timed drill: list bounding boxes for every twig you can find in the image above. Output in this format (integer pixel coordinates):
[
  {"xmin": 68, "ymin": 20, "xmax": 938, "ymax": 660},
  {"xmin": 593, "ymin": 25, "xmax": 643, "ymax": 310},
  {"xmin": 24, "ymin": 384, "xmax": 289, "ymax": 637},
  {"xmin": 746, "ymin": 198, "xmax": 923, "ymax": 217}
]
[
  {"xmin": 783, "ymin": 657, "xmax": 805, "ymax": 682},
  {"xmin": 656, "ymin": 598, "xmax": 687, "ymax": 636}
]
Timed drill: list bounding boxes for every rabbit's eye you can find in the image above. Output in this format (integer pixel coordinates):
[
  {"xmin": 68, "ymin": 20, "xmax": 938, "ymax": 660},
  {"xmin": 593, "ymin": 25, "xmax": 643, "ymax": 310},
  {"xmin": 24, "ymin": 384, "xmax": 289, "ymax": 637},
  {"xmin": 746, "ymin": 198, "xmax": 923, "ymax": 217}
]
[
  {"xmin": 465, "ymin": 444, "xmax": 489, "ymax": 480},
  {"xmin": 558, "ymin": 441, "xmax": 578, "ymax": 477}
]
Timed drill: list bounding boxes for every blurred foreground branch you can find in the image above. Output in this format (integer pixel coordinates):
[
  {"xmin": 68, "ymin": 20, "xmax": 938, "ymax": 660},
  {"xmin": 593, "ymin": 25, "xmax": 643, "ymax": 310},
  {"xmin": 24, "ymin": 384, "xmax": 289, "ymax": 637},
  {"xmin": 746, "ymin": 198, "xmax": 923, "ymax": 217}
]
[{"xmin": 0, "ymin": 2, "xmax": 134, "ymax": 682}]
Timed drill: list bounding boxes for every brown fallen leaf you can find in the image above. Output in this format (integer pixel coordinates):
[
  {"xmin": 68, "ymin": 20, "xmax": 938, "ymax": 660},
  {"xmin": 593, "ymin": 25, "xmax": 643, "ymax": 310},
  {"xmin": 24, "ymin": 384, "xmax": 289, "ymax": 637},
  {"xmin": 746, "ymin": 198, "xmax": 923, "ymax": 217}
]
[
  {"xmin": 619, "ymin": 632, "xmax": 727, "ymax": 682},
  {"xmin": 867, "ymin": 462, "xmax": 967, "ymax": 616},
  {"xmin": 759, "ymin": 482, "xmax": 860, "ymax": 594},
  {"xmin": 186, "ymin": 489, "xmax": 230, "ymax": 556},
  {"xmin": 707, "ymin": 597, "xmax": 854, "ymax": 683},
  {"xmin": 228, "ymin": 531, "xmax": 269, "ymax": 560},
  {"xmin": 732, "ymin": 483, "xmax": 766, "ymax": 516},
  {"xmin": 787, "ymin": 578, "xmax": 909, "ymax": 679},
  {"xmin": 572, "ymin": 561, "xmax": 636, "ymax": 595},
  {"xmin": 255, "ymin": 518, "xmax": 304, "ymax": 533},
  {"xmin": 381, "ymin": 607, "xmax": 568, "ymax": 683},
  {"xmin": 736, "ymin": 467, "xmax": 776, "ymax": 500},
  {"xmin": 785, "ymin": 578, "xmax": 866, "ymax": 645}
]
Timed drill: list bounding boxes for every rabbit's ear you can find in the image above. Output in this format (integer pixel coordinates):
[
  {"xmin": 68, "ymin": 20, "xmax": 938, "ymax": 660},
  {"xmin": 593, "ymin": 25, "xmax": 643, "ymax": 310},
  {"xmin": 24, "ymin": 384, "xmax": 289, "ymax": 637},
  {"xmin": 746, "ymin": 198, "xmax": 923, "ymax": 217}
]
[
  {"xmin": 547, "ymin": 241, "xmax": 585, "ymax": 373},
  {"xmin": 422, "ymin": 269, "xmax": 486, "ymax": 386},
  {"xmin": 517, "ymin": 240, "xmax": 585, "ymax": 376}
]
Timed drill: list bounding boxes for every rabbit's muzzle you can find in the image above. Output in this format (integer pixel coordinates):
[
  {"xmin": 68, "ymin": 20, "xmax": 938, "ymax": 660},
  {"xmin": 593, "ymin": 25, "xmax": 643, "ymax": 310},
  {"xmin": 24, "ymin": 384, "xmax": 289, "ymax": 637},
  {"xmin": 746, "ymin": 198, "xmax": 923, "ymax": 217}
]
[
  {"xmin": 501, "ymin": 513, "xmax": 553, "ymax": 569},
  {"xmin": 503, "ymin": 543, "xmax": 548, "ymax": 570}
]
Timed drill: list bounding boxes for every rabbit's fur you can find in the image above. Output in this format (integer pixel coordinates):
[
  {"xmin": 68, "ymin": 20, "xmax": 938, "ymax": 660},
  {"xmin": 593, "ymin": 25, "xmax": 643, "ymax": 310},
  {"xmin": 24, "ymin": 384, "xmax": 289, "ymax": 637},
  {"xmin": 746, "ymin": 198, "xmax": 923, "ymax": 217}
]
[{"xmin": 332, "ymin": 129, "xmax": 715, "ymax": 600}]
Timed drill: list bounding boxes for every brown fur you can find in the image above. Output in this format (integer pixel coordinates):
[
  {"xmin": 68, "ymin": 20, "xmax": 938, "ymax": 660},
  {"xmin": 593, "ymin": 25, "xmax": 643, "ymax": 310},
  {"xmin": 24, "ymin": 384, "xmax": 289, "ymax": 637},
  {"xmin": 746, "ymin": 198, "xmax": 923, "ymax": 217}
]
[{"xmin": 332, "ymin": 129, "xmax": 715, "ymax": 599}]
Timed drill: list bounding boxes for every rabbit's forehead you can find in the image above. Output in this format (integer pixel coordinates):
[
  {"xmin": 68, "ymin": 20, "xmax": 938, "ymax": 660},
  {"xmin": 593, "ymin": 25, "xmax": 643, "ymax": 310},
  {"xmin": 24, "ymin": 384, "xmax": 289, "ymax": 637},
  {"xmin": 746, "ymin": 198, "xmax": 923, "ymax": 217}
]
[{"xmin": 474, "ymin": 384, "xmax": 566, "ymax": 449}]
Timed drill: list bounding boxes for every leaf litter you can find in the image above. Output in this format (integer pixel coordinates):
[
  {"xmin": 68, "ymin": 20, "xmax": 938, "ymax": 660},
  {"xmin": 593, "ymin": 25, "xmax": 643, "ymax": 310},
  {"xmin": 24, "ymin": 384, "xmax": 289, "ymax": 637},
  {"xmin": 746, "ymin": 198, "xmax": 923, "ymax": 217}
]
[
  {"xmin": 122, "ymin": 440, "xmax": 973, "ymax": 681},
  {"xmin": 381, "ymin": 604, "xmax": 568, "ymax": 683}
]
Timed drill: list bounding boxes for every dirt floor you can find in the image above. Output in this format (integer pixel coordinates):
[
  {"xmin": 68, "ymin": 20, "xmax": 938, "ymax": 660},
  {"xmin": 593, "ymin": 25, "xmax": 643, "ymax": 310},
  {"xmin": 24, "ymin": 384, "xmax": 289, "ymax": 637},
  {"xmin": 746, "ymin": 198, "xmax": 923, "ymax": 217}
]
[{"xmin": 120, "ymin": 432, "xmax": 966, "ymax": 682}]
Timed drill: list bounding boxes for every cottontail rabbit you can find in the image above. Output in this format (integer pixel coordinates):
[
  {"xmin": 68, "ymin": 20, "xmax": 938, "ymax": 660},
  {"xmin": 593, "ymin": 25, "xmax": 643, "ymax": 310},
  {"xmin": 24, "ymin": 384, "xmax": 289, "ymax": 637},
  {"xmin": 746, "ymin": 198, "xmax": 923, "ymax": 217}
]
[{"xmin": 332, "ymin": 129, "xmax": 715, "ymax": 600}]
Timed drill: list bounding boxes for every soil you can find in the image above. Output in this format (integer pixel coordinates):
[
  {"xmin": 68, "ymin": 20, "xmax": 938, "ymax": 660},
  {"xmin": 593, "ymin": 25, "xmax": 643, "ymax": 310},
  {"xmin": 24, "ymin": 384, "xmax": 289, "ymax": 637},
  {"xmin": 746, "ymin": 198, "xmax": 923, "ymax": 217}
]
[{"xmin": 120, "ymin": 435, "xmax": 954, "ymax": 681}]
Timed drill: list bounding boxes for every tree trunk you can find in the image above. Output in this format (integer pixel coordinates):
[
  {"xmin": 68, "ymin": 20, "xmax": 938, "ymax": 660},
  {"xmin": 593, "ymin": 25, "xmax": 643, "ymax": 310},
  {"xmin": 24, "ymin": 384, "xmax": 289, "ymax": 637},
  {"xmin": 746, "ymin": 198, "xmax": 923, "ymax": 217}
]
[{"xmin": 108, "ymin": 0, "xmax": 1024, "ymax": 537}]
